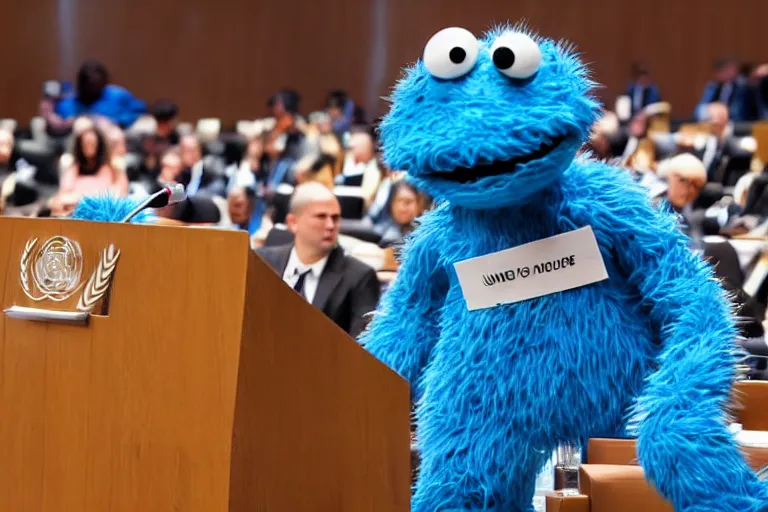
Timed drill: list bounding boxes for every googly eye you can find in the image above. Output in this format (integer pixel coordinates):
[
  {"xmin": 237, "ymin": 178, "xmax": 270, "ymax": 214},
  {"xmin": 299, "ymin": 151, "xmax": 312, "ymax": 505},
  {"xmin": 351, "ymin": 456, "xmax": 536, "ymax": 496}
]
[
  {"xmin": 490, "ymin": 32, "xmax": 542, "ymax": 79},
  {"xmin": 423, "ymin": 27, "xmax": 479, "ymax": 80}
]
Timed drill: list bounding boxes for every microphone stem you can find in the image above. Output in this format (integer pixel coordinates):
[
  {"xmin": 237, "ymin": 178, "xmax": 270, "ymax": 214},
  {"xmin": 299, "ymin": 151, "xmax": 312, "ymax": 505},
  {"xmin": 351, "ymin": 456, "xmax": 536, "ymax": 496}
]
[{"xmin": 120, "ymin": 189, "xmax": 165, "ymax": 223}]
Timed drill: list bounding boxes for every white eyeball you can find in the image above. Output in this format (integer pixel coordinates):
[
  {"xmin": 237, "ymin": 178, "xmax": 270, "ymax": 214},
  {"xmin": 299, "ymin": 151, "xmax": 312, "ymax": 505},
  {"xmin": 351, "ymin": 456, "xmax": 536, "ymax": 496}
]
[
  {"xmin": 423, "ymin": 27, "xmax": 479, "ymax": 80},
  {"xmin": 490, "ymin": 32, "xmax": 542, "ymax": 79}
]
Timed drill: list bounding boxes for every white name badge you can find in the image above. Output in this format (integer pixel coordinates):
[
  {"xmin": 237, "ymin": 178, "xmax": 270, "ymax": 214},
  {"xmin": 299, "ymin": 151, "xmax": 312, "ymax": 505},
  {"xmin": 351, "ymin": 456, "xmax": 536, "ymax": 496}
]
[{"xmin": 453, "ymin": 226, "xmax": 608, "ymax": 311}]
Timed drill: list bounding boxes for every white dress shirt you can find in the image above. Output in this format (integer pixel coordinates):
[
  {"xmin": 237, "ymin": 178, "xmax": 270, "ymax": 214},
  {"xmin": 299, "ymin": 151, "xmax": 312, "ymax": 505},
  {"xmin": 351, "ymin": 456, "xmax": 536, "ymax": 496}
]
[{"xmin": 282, "ymin": 247, "xmax": 329, "ymax": 304}]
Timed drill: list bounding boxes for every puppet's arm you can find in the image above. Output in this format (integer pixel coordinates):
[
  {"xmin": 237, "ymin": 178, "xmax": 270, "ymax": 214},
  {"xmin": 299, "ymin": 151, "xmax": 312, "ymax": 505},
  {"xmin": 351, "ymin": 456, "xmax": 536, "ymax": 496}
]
[
  {"xmin": 583, "ymin": 162, "xmax": 768, "ymax": 512},
  {"xmin": 358, "ymin": 214, "xmax": 448, "ymax": 401}
]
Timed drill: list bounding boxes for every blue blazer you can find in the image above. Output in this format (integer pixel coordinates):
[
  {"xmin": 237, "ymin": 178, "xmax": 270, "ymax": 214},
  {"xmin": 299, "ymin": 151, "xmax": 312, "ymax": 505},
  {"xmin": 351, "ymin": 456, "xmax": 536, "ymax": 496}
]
[
  {"xmin": 626, "ymin": 82, "xmax": 662, "ymax": 114},
  {"xmin": 694, "ymin": 80, "xmax": 749, "ymax": 121},
  {"xmin": 56, "ymin": 85, "xmax": 146, "ymax": 128}
]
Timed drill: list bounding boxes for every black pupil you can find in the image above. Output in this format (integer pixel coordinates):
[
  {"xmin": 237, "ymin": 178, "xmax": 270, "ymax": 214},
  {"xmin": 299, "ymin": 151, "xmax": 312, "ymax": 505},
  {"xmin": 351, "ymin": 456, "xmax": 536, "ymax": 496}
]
[
  {"xmin": 449, "ymin": 47, "xmax": 466, "ymax": 64},
  {"xmin": 493, "ymin": 47, "xmax": 516, "ymax": 70}
]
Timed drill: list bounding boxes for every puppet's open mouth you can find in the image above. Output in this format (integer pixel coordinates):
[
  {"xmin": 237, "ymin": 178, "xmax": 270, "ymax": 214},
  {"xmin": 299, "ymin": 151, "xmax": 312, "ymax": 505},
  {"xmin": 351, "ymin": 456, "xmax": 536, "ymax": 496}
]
[{"xmin": 425, "ymin": 134, "xmax": 569, "ymax": 184}]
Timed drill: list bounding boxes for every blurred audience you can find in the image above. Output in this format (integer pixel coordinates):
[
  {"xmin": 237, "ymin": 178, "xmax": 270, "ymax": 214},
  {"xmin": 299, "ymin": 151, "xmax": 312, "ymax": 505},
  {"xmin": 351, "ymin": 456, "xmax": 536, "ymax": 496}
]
[
  {"xmin": 336, "ymin": 129, "xmax": 381, "ymax": 207},
  {"xmin": 695, "ymin": 57, "xmax": 749, "ymax": 122},
  {"xmin": 326, "ymin": 90, "xmax": 356, "ymax": 136},
  {"xmin": 140, "ymin": 100, "xmax": 181, "ymax": 175},
  {"xmin": 175, "ymin": 134, "xmax": 226, "ymax": 197},
  {"xmin": 50, "ymin": 127, "xmax": 128, "ymax": 216},
  {"xmin": 0, "ymin": 128, "xmax": 15, "ymax": 176}
]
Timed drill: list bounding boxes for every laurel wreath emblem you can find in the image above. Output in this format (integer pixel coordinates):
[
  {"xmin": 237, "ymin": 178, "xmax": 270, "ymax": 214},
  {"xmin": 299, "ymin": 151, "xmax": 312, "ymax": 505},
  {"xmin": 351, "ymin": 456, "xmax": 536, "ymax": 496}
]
[
  {"xmin": 77, "ymin": 244, "xmax": 120, "ymax": 312},
  {"xmin": 20, "ymin": 237, "xmax": 38, "ymax": 300}
]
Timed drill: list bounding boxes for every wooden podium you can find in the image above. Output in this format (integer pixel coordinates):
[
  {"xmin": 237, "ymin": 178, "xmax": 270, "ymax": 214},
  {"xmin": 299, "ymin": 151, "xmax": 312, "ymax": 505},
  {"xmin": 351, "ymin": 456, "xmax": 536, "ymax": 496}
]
[{"xmin": 0, "ymin": 217, "xmax": 410, "ymax": 511}]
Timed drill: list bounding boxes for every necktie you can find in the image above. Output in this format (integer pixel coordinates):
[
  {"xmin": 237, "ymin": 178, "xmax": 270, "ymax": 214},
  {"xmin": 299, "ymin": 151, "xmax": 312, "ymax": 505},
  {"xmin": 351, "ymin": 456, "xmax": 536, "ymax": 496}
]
[
  {"xmin": 711, "ymin": 83, "xmax": 723, "ymax": 103},
  {"xmin": 293, "ymin": 269, "xmax": 311, "ymax": 298}
]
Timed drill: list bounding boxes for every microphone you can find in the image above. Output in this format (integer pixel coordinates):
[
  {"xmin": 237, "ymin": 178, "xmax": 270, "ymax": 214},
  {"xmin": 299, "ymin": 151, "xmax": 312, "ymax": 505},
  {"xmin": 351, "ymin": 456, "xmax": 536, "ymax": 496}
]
[{"xmin": 120, "ymin": 184, "xmax": 186, "ymax": 223}]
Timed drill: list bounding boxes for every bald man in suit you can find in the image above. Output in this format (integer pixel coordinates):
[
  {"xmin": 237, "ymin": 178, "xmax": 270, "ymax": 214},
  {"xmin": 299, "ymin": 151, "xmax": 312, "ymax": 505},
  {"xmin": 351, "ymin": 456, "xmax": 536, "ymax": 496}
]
[{"xmin": 256, "ymin": 182, "xmax": 380, "ymax": 338}]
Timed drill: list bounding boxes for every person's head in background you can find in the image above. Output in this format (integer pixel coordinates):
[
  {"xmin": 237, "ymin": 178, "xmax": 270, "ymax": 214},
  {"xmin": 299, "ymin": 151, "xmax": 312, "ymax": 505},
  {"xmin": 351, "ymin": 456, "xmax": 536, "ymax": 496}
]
[
  {"xmin": 245, "ymin": 134, "xmax": 265, "ymax": 167},
  {"xmin": 159, "ymin": 147, "xmax": 183, "ymax": 183},
  {"xmin": 107, "ymin": 126, "xmax": 127, "ymax": 171},
  {"xmin": 631, "ymin": 63, "xmax": 652, "ymax": 87},
  {"xmin": 587, "ymin": 111, "xmax": 619, "ymax": 160},
  {"xmin": 227, "ymin": 185, "xmax": 255, "ymax": 229},
  {"xmin": 740, "ymin": 62, "xmax": 755, "ymax": 82},
  {"xmin": 76, "ymin": 60, "xmax": 109, "ymax": 106},
  {"xmin": 389, "ymin": 181, "xmax": 421, "ymax": 227},
  {"xmin": 107, "ymin": 126, "xmax": 126, "ymax": 158},
  {"xmin": 658, "ymin": 153, "xmax": 707, "ymax": 211},
  {"xmin": 73, "ymin": 116, "xmax": 95, "ymax": 135},
  {"xmin": 628, "ymin": 110, "xmax": 649, "ymax": 139},
  {"xmin": 714, "ymin": 57, "xmax": 740, "ymax": 84},
  {"xmin": 0, "ymin": 129, "xmax": 14, "ymax": 167},
  {"xmin": 308, "ymin": 111, "xmax": 333, "ymax": 135},
  {"xmin": 326, "ymin": 90, "xmax": 349, "ymax": 122},
  {"xmin": 151, "ymin": 100, "xmax": 179, "ymax": 138},
  {"xmin": 286, "ymin": 182, "xmax": 341, "ymax": 263},
  {"xmin": 268, "ymin": 90, "xmax": 300, "ymax": 123},
  {"xmin": 179, "ymin": 134, "xmax": 202, "ymax": 169},
  {"xmin": 349, "ymin": 129, "xmax": 376, "ymax": 164},
  {"xmin": 74, "ymin": 127, "xmax": 109, "ymax": 175},
  {"xmin": 704, "ymin": 102, "xmax": 730, "ymax": 140}
]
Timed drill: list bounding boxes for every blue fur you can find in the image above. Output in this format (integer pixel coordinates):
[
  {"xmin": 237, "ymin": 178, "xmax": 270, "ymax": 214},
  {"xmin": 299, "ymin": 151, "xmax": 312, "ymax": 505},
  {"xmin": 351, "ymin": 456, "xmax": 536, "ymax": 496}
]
[
  {"xmin": 361, "ymin": 24, "xmax": 768, "ymax": 512},
  {"xmin": 71, "ymin": 194, "xmax": 154, "ymax": 224}
]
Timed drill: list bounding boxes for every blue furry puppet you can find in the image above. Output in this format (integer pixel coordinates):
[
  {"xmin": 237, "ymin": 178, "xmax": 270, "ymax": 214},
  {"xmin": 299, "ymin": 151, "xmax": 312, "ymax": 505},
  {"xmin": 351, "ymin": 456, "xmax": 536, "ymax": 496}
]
[{"xmin": 358, "ymin": 24, "xmax": 768, "ymax": 512}]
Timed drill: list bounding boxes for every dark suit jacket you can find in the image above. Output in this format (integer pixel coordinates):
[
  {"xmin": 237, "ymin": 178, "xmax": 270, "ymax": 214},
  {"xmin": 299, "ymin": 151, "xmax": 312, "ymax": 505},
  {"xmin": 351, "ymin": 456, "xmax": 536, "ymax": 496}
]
[
  {"xmin": 256, "ymin": 244, "xmax": 381, "ymax": 338},
  {"xmin": 626, "ymin": 82, "xmax": 662, "ymax": 115}
]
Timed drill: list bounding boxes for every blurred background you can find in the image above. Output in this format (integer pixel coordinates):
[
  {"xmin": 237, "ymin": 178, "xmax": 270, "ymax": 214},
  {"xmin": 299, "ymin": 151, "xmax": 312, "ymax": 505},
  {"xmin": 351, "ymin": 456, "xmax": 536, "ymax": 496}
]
[
  {"xmin": 1, "ymin": 0, "xmax": 767, "ymax": 123},
  {"xmin": 1, "ymin": 0, "xmax": 768, "ymax": 381}
]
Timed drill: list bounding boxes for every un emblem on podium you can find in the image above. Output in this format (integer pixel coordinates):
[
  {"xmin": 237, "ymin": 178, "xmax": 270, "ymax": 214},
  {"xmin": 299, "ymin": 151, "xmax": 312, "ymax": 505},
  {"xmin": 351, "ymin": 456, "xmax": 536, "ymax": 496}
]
[
  {"xmin": 5, "ymin": 235, "xmax": 121, "ymax": 324},
  {"xmin": 21, "ymin": 236, "xmax": 84, "ymax": 302}
]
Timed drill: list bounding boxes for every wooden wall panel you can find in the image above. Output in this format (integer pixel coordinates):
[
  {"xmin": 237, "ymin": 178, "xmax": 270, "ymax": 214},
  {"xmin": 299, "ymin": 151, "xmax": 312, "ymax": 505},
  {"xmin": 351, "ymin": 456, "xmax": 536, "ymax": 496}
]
[{"xmin": 0, "ymin": 0, "xmax": 765, "ymax": 125}]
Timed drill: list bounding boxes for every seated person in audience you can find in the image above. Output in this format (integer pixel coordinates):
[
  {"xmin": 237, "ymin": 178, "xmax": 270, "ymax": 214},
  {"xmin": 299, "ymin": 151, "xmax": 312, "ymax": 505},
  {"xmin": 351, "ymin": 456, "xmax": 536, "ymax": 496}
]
[
  {"xmin": 176, "ymin": 134, "xmax": 226, "ymax": 197},
  {"xmin": 56, "ymin": 116, "xmax": 97, "ymax": 175},
  {"xmin": 623, "ymin": 111, "xmax": 656, "ymax": 172},
  {"xmin": 694, "ymin": 57, "xmax": 749, "ymax": 122},
  {"xmin": 704, "ymin": 102, "xmax": 732, "ymax": 142},
  {"xmin": 326, "ymin": 90, "xmax": 355, "ymax": 136},
  {"xmin": 0, "ymin": 128, "xmax": 19, "ymax": 214},
  {"xmin": 156, "ymin": 148, "xmax": 183, "ymax": 186},
  {"xmin": 264, "ymin": 90, "xmax": 315, "ymax": 187},
  {"xmin": 756, "ymin": 71, "xmax": 768, "ymax": 120},
  {"xmin": 225, "ymin": 185, "xmax": 257, "ymax": 233},
  {"xmin": 55, "ymin": 60, "xmax": 146, "ymax": 129},
  {"xmin": 585, "ymin": 110, "xmax": 622, "ymax": 163},
  {"xmin": 39, "ymin": 81, "xmax": 76, "ymax": 137},
  {"xmin": 335, "ymin": 129, "xmax": 382, "ymax": 207},
  {"xmin": 107, "ymin": 125, "xmax": 128, "ymax": 172},
  {"xmin": 140, "ymin": 100, "xmax": 181, "ymax": 175},
  {"xmin": 257, "ymin": 182, "xmax": 380, "ymax": 338},
  {"xmin": 0, "ymin": 128, "xmax": 16, "ymax": 179},
  {"xmin": 50, "ymin": 127, "xmax": 129, "ymax": 216},
  {"xmin": 366, "ymin": 164, "xmax": 406, "ymax": 227},
  {"xmin": 657, "ymin": 153, "xmax": 707, "ymax": 242},
  {"xmin": 307, "ymin": 111, "xmax": 334, "ymax": 136},
  {"xmin": 225, "ymin": 134, "xmax": 269, "ymax": 193},
  {"xmin": 625, "ymin": 63, "xmax": 661, "ymax": 117},
  {"xmin": 295, "ymin": 153, "xmax": 337, "ymax": 190},
  {"xmin": 375, "ymin": 181, "xmax": 422, "ymax": 248}
]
